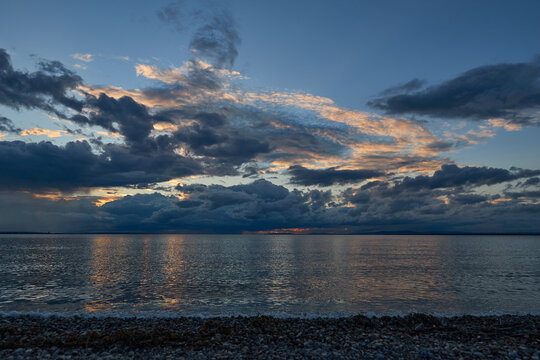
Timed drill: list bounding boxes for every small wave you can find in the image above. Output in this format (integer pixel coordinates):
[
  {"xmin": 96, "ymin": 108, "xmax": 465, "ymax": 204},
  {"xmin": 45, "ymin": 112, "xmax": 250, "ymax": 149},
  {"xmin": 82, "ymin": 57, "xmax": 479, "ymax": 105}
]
[{"xmin": 0, "ymin": 309, "xmax": 538, "ymax": 319}]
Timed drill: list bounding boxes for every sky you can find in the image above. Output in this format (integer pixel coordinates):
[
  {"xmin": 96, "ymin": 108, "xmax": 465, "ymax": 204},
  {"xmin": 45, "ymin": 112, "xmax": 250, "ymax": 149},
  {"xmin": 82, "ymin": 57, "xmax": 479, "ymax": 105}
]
[{"xmin": 0, "ymin": 0, "xmax": 539, "ymax": 233}]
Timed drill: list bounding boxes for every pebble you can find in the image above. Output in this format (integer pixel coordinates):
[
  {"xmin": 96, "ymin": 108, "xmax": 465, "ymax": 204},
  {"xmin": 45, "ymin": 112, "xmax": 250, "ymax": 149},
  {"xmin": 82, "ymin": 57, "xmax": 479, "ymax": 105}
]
[{"xmin": 0, "ymin": 314, "xmax": 537, "ymax": 359}]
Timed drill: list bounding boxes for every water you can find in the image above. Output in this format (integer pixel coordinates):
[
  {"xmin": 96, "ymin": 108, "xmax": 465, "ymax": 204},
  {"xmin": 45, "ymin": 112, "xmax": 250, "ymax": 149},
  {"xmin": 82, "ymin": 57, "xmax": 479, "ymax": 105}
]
[{"xmin": 0, "ymin": 234, "xmax": 538, "ymax": 316}]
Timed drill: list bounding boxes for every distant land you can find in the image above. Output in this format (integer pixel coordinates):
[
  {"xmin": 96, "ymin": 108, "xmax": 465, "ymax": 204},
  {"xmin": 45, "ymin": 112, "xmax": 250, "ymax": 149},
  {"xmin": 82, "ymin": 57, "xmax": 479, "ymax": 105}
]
[{"xmin": 1, "ymin": 231, "xmax": 539, "ymax": 236}]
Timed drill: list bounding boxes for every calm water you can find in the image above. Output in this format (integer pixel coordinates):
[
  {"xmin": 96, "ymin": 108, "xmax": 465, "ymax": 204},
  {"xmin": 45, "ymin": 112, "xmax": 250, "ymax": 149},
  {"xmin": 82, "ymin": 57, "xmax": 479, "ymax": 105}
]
[{"xmin": 0, "ymin": 234, "xmax": 538, "ymax": 316}]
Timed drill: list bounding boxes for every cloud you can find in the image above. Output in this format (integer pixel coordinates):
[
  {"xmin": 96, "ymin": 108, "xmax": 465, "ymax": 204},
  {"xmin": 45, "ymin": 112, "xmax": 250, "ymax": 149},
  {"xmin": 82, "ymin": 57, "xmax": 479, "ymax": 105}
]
[
  {"xmin": 156, "ymin": 0, "xmax": 187, "ymax": 32},
  {"xmin": 1, "ymin": 173, "xmax": 540, "ymax": 233},
  {"xmin": 393, "ymin": 164, "xmax": 540, "ymax": 192},
  {"xmin": 71, "ymin": 53, "xmax": 94, "ymax": 63},
  {"xmin": 157, "ymin": 1, "xmax": 240, "ymax": 69},
  {"xmin": 380, "ymin": 78, "xmax": 426, "ymax": 95},
  {"xmin": 504, "ymin": 190, "xmax": 540, "ymax": 199},
  {"xmin": 450, "ymin": 193, "xmax": 488, "ymax": 205},
  {"xmin": 1, "ymin": 41, "xmax": 539, "ymax": 234},
  {"xmin": 288, "ymin": 165, "xmax": 385, "ymax": 186},
  {"xmin": 20, "ymin": 127, "xmax": 67, "ymax": 138},
  {"xmin": 0, "ymin": 140, "xmax": 202, "ymax": 191},
  {"xmin": 369, "ymin": 58, "xmax": 540, "ymax": 126},
  {"xmin": 0, "ymin": 116, "xmax": 21, "ymax": 133},
  {"xmin": 114, "ymin": 55, "xmax": 131, "ymax": 62},
  {"xmin": 111, "ymin": 179, "xmax": 338, "ymax": 232},
  {"xmin": 521, "ymin": 177, "xmax": 540, "ymax": 187},
  {"xmin": 136, "ymin": 64, "xmax": 185, "ymax": 84},
  {"xmin": 486, "ymin": 118, "xmax": 523, "ymax": 131},
  {"xmin": 83, "ymin": 66, "xmax": 454, "ymax": 176},
  {"xmin": 189, "ymin": 11, "xmax": 240, "ymax": 69},
  {"xmin": 2, "ymin": 49, "xmax": 346, "ymax": 181},
  {"xmin": 72, "ymin": 93, "xmax": 159, "ymax": 151},
  {"xmin": 0, "ymin": 49, "xmax": 84, "ymax": 117}
]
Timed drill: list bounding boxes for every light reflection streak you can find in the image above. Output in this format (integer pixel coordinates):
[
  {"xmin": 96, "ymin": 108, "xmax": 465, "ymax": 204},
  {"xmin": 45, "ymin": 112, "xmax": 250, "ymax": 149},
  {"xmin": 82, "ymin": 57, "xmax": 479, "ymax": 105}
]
[
  {"xmin": 85, "ymin": 236, "xmax": 128, "ymax": 312},
  {"xmin": 159, "ymin": 235, "xmax": 185, "ymax": 308}
]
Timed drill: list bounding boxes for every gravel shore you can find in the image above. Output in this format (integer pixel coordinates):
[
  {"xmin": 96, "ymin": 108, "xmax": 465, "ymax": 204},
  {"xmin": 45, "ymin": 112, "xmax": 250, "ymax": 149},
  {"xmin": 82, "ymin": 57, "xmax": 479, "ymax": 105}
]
[{"xmin": 0, "ymin": 313, "xmax": 538, "ymax": 359}]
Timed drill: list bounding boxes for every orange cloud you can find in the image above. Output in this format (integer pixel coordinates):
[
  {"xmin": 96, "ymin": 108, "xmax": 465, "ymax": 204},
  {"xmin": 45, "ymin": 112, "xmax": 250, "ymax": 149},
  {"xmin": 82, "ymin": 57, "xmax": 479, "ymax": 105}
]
[
  {"xmin": 490, "ymin": 198, "xmax": 513, "ymax": 205},
  {"xmin": 93, "ymin": 195, "xmax": 123, "ymax": 207},
  {"xmin": 96, "ymin": 131, "xmax": 123, "ymax": 139},
  {"xmin": 135, "ymin": 64, "xmax": 185, "ymax": 84},
  {"xmin": 20, "ymin": 128, "xmax": 66, "ymax": 138},
  {"xmin": 135, "ymin": 60, "xmax": 245, "ymax": 86},
  {"xmin": 76, "ymin": 62, "xmax": 500, "ymax": 178},
  {"xmin": 487, "ymin": 118, "xmax": 522, "ymax": 131},
  {"xmin": 153, "ymin": 122, "xmax": 179, "ymax": 132},
  {"xmin": 27, "ymin": 191, "xmax": 77, "ymax": 201}
]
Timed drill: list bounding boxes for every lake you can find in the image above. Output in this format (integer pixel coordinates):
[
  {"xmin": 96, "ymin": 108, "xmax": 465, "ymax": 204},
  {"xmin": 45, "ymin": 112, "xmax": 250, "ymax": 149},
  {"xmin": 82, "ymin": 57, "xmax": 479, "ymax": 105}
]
[{"xmin": 0, "ymin": 234, "xmax": 538, "ymax": 316}]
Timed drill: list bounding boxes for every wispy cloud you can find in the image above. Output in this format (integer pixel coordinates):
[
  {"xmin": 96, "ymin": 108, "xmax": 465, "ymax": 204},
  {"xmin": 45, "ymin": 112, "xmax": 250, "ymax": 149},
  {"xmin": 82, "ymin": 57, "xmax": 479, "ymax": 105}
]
[
  {"xmin": 20, "ymin": 127, "xmax": 67, "ymax": 138},
  {"xmin": 71, "ymin": 53, "xmax": 94, "ymax": 62},
  {"xmin": 73, "ymin": 63, "xmax": 87, "ymax": 70}
]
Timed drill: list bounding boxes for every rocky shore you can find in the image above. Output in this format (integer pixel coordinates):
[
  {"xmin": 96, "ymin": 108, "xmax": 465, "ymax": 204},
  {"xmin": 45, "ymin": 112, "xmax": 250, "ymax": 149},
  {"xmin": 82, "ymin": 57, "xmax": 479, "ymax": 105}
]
[{"xmin": 0, "ymin": 313, "xmax": 538, "ymax": 359}]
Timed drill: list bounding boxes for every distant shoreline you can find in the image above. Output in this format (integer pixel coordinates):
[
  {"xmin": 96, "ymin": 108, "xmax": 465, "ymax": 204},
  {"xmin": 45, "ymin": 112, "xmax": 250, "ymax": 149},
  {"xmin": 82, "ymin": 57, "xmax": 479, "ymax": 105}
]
[{"xmin": 1, "ymin": 232, "xmax": 540, "ymax": 236}]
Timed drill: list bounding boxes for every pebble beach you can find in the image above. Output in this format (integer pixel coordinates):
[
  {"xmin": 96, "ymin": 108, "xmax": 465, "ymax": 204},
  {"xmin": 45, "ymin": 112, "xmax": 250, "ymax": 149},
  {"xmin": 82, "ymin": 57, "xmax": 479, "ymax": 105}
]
[{"xmin": 0, "ymin": 314, "xmax": 538, "ymax": 359}]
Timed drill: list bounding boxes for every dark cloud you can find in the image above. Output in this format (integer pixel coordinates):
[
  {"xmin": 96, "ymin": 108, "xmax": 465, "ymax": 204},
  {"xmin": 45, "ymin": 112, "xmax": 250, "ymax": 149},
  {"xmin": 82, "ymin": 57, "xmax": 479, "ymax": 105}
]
[
  {"xmin": 342, "ymin": 188, "xmax": 371, "ymax": 204},
  {"xmin": 505, "ymin": 190, "xmax": 540, "ymax": 199},
  {"xmin": 194, "ymin": 137, "xmax": 271, "ymax": 162},
  {"xmin": 521, "ymin": 177, "xmax": 540, "ymax": 187},
  {"xmin": 0, "ymin": 116, "xmax": 21, "ymax": 133},
  {"xmin": 394, "ymin": 164, "xmax": 540, "ymax": 191},
  {"xmin": 1, "ymin": 174, "xmax": 539, "ymax": 233},
  {"xmin": 71, "ymin": 93, "xmax": 160, "ymax": 151},
  {"xmin": 231, "ymin": 179, "xmax": 290, "ymax": 201},
  {"xmin": 369, "ymin": 59, "xmax": 540, "ymax": 125},
  {"xmin": 0, "ymin": 140, "xmax": 201, "ymax": 191},
  {"xmin": 288, "ymin": 165, "xmax": 385, "ymax": 186},
  {"xmin": 0, "ymin": 49, "xmax": 83, "ymax": 118},
  {"xmin": 450, "ymin": 194, "xmax": 488, "ymax": 205},
  {"xmin": 97, "ymin": 177, "xmax": 540, "ymax": 233},
  {"xmin": 102, "ymin": 179, "xmax": 334, "ymax": 232}
]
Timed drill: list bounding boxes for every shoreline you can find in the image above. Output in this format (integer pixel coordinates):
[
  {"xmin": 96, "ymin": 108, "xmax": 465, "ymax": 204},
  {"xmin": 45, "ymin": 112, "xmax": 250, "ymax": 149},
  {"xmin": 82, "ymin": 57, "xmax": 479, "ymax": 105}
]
[
  {"xmin": 1, "ymin": 313, "xmax": 538, "ymax": 359},
  {"xmin": 1, "ymin": 309, "xmax": 540, "ymax": 319}
]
